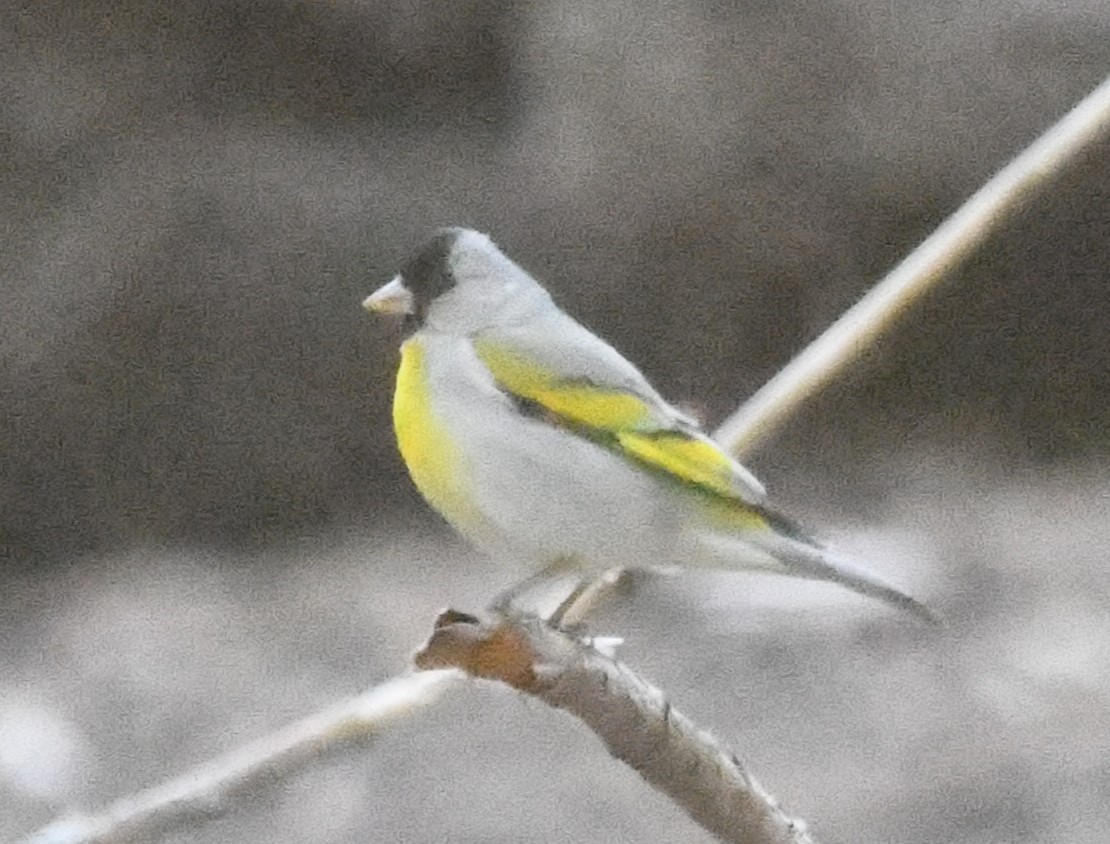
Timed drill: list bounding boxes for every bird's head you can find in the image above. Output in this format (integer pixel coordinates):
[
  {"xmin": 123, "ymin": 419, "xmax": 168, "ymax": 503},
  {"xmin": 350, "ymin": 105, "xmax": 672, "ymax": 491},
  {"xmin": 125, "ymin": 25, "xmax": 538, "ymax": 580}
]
[{"xmin": 364, "ymin": 228, "xmax": 549, "ymax": 335}]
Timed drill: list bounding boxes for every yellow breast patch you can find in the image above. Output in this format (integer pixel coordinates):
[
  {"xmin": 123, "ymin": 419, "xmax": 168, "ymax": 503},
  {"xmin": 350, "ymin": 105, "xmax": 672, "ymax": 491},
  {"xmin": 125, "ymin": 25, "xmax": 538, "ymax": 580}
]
[{"xmin": 393, "ymin": 338, "xmax": 487, "ymax": 538}]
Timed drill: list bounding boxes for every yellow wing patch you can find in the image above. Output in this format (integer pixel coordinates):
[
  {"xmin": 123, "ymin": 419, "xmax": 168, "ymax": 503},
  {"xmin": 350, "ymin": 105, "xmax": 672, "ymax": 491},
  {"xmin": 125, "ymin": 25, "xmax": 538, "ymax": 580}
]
[
  {"xmin": 473, "ymin": 340, "xmax": 654, "ymax": 430},
  {"xmin": 473, "ymin": 338, "xmax": 770, "ymax": 530},
  {"xmin": 615, "ymin": 431, "xmax": 758, "ymax": 503},
  {"xmin": 393, "ymin": 338, "xmax": 489, "ymax": 539}
]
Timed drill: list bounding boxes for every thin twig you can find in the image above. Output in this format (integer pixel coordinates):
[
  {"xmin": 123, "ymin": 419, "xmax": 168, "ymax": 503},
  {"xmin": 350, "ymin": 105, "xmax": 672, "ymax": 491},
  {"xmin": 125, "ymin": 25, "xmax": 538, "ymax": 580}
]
[
  {"xmin": 713, "ymin": 73, "xmax": 1110, "ymax": 457},
  {"xmin": 19, "ymin": 671, "xmax": 462, "ymax": 844},
  {"xmin": 414, "ymin": 611, "xmax": 817, "ymax": 844}
]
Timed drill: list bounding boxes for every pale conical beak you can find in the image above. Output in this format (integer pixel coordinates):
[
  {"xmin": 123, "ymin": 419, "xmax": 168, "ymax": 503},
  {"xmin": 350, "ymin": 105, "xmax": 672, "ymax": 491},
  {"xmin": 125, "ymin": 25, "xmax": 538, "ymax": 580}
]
[{"xmin": 362, "ymin": 276, "xmax": 414, "ymax": 315}]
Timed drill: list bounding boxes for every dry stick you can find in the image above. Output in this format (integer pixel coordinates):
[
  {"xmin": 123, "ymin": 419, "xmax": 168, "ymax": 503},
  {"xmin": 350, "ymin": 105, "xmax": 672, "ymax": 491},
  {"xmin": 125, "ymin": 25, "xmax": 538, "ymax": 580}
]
[
  {"xmin": 23, "ymin": 612, "xmax": 812, "ymax": 844},
  {"xmin": 713, "ymin": 73, "xmax": 1110, "ymax": 458},
  {"xmin": 20, "ymin": 74, "xmax": 1110, "ymax": 844},
  {"xmin": 20, "ymin": 671, "xmax": 463, "ymax": 844},
  {"xmin": 415, "ymin": 611, "xmax": 816, "ymax": 844}
]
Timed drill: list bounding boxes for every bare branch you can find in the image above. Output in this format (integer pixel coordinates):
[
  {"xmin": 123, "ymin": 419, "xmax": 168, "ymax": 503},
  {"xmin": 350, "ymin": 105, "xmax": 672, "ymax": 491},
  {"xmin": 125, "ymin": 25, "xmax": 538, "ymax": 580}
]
[
  {"xmin": 24, "ymin": 610, "xmax": 817, "ymax": 844},
  {"xmin": 415, "ymin": 610, "xmax": 818, "ymax": 844},
  {"xmin": 714, "ymin": 73, "xmax": 1110, "ymax": 458},
  {"xmin": 19, "ymin": 671, "xmax": 462, "ymax": 844}
]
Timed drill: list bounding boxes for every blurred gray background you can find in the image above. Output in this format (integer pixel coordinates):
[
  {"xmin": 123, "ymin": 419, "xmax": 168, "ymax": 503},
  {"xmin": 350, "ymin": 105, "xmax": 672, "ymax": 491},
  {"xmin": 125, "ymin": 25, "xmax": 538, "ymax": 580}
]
[{"xmin": 3, "ymin": 1, "xmax": 1109, "ymax": 842}]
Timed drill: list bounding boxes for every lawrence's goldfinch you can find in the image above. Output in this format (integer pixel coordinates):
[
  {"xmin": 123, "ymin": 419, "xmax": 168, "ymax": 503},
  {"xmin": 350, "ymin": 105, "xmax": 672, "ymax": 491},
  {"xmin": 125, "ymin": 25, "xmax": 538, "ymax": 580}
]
[{"xmin": 364, "ymin": 228, "xmax": 932, "ymax": 623}]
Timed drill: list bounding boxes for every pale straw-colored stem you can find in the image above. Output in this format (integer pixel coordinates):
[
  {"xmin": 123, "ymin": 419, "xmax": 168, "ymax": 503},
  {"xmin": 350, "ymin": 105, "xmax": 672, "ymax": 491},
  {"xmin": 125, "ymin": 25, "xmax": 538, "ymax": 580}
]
[
  {"xmin": 20, "ymin": 671, "xmax": 462, "ymax": 844},
  {"xmin": 714, "ymin": 74, "xmax": 1110, "ymax": 458}
]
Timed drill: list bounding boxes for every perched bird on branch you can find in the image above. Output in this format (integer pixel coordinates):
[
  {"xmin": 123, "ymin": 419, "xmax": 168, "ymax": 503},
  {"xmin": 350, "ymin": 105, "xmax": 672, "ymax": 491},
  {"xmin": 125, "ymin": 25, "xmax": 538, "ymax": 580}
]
[{"xmin": 364, "ymin": 227, "xmax": 932, "ymax": 624}]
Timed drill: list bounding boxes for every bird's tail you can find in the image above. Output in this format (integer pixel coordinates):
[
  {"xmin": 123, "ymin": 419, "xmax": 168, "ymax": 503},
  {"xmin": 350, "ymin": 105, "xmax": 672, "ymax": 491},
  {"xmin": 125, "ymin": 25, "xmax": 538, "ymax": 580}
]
[
  {"xmin": 694, "ymin": 530, "xmax": 937, "ymax": 624},
  {"xmin": 798, "ymin": 544, "xmax": 937, "ymax": 624}
]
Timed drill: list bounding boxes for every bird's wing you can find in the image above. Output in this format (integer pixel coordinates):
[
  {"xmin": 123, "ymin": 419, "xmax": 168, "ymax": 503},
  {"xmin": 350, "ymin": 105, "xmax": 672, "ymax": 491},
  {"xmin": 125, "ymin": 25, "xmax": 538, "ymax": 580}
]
[{"xmin": 471, "ymin": 316, "xmax": 768, "ymax": 506}]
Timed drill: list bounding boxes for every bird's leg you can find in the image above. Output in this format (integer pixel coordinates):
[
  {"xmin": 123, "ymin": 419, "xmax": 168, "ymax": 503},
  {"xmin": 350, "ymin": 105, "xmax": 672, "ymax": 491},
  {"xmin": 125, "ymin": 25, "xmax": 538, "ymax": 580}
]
[
  {"xmin": 489, "ymin": 555, "xmax": 581, "ymax": 618},
  {"xmin": 546, "ymin": 577, "xmax": 594, "ymax": 628},
  {"xmin": 547, "ymin": 567, "xmax": 635, "ymax": 628}
]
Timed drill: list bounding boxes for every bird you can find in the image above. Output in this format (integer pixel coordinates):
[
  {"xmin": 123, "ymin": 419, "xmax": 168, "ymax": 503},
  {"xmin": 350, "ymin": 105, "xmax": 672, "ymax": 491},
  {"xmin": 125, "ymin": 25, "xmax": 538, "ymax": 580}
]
[{"xmin": 363, "ymin": 227, "xmax": 933, "ymax": 624}]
